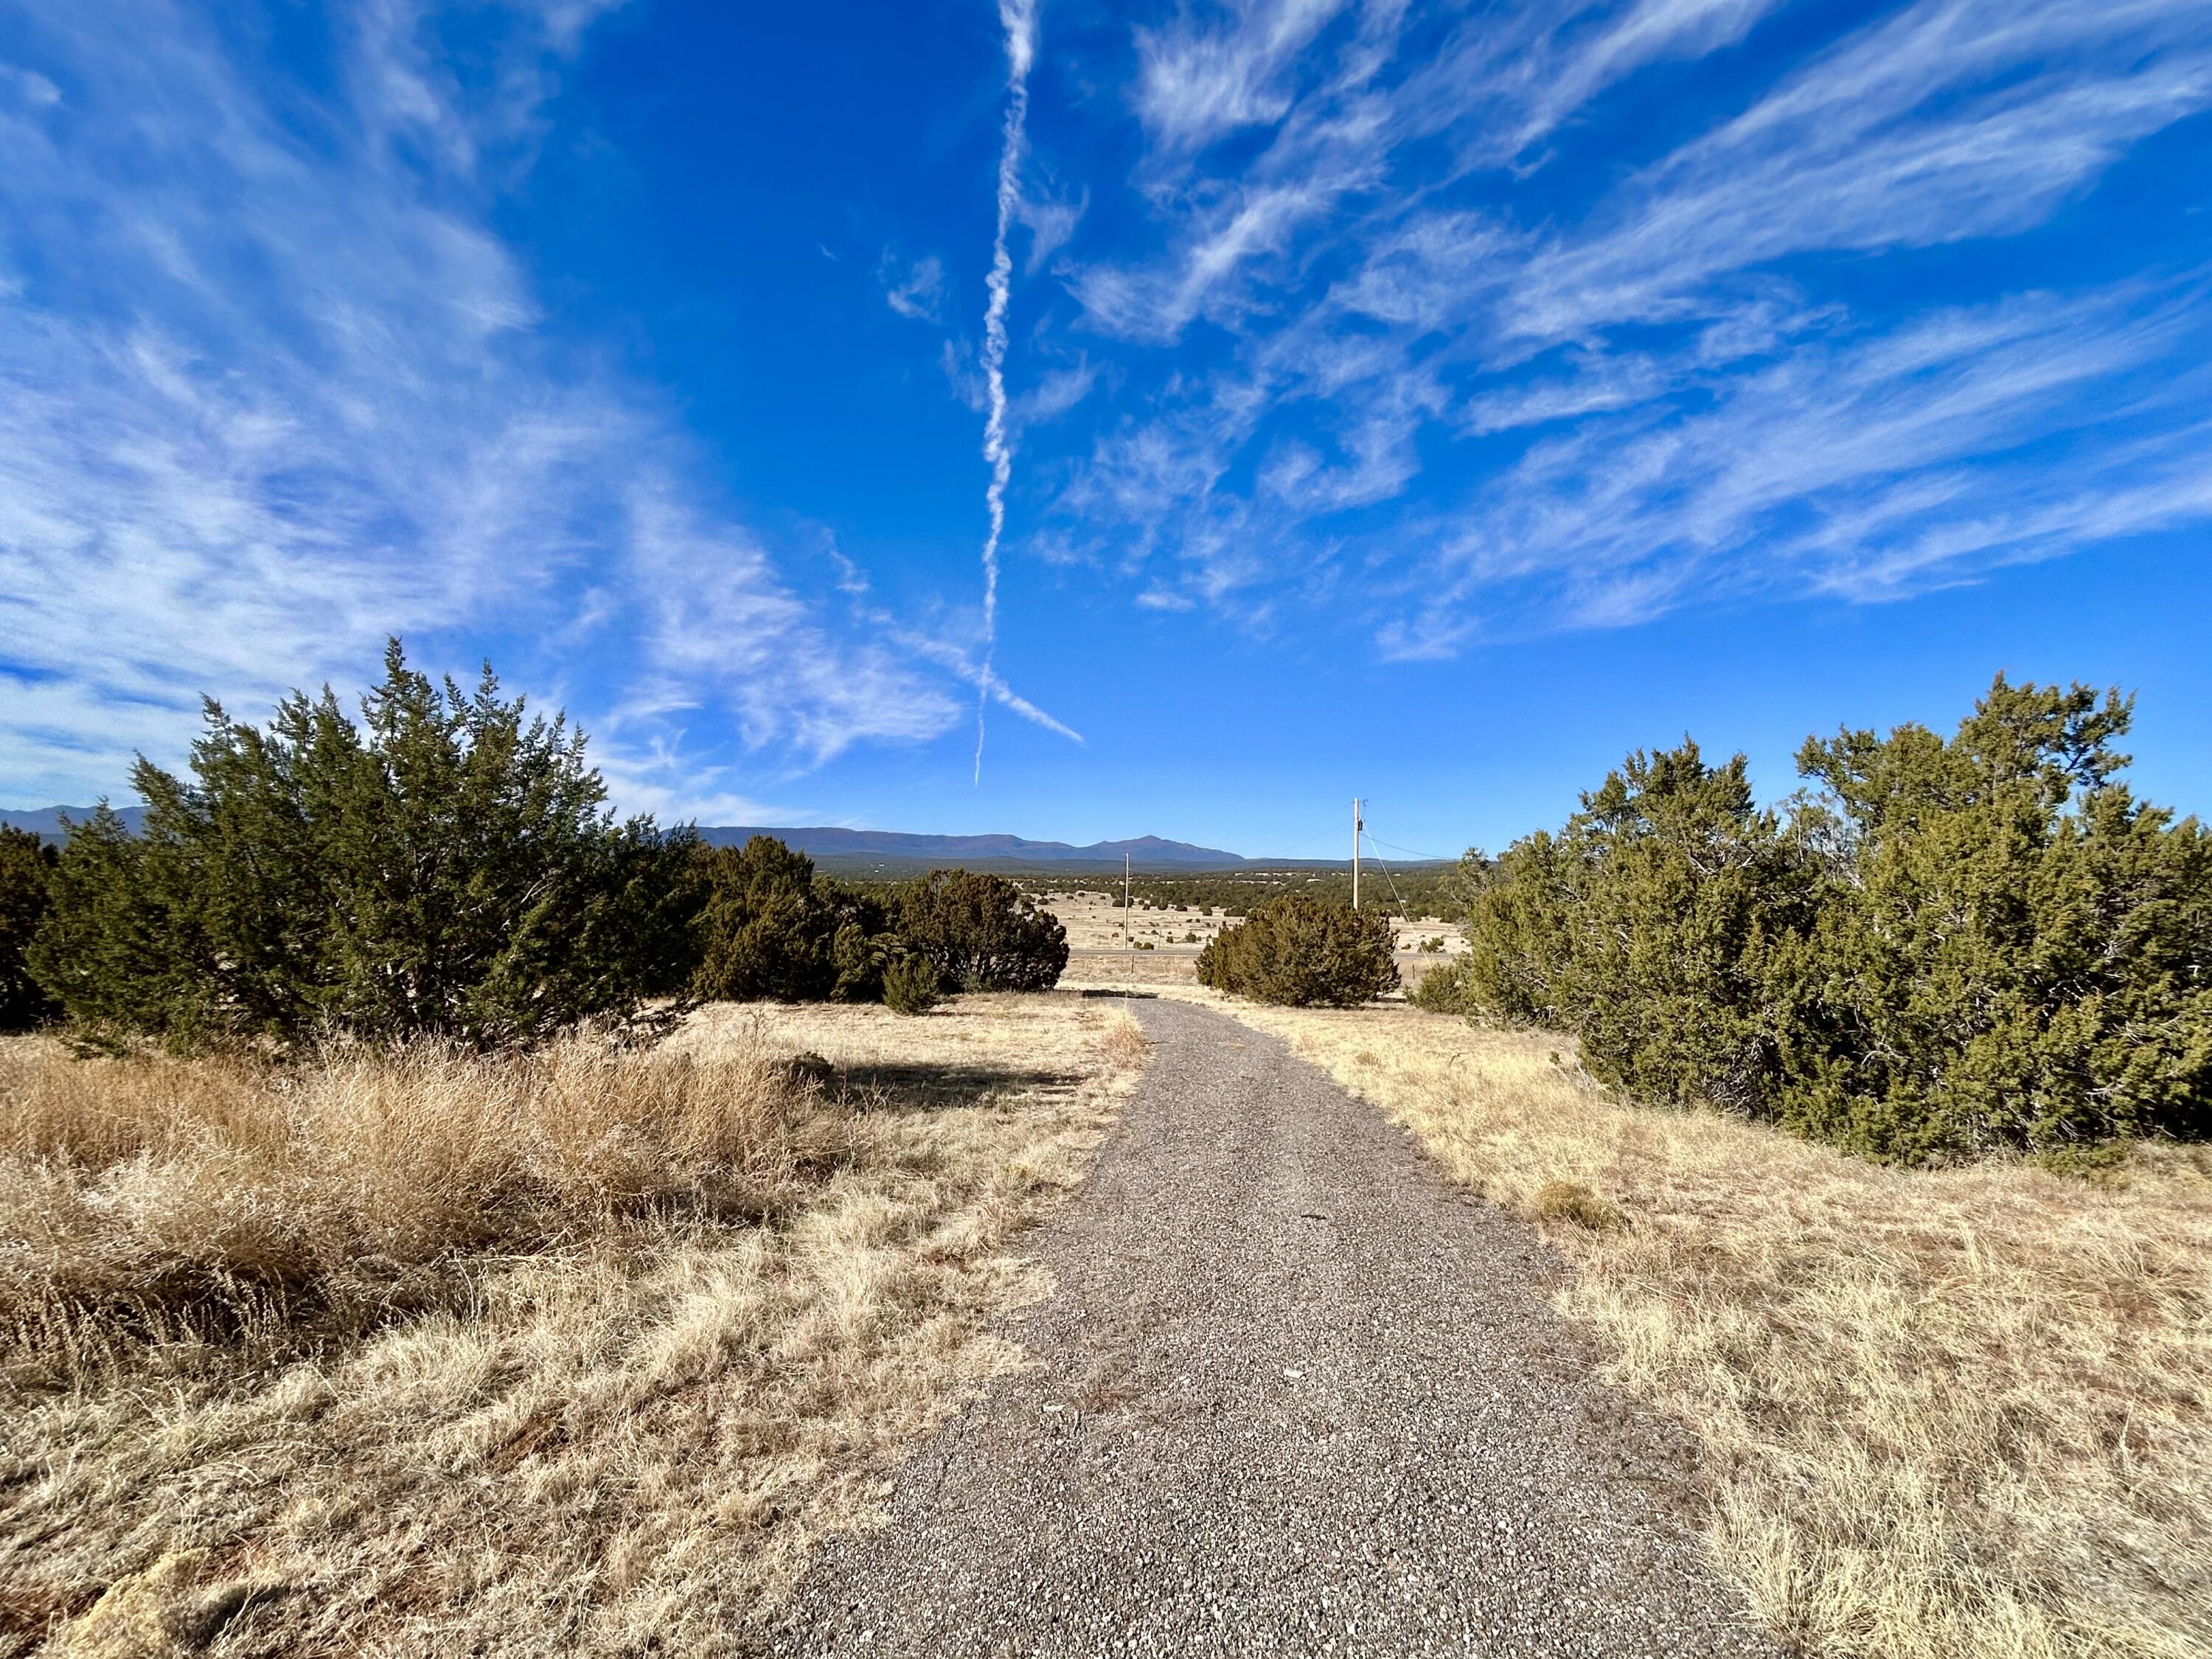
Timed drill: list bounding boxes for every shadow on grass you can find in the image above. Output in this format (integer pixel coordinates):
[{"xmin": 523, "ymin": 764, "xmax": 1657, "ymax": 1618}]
[{"xmin": 832, "ymin": 1062, "xmax": 1090, "ymax": 1112}]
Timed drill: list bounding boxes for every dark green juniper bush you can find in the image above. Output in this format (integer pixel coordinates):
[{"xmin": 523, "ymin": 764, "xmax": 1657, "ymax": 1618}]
[
  {"xmin": 28, "ymin": 641, "xmax": 698, "ymax": 1051},
  {"xmin": 689, "ymin": 835, "xmax": 894, "ymax": 1004},
  {"xmin": 688, "ymin": 855, "xmax": 1065, "ymax": 1005},
  {"xmin": 0, "ymin": 824, "xmax": 58, "ymax": 1031},
  {"xmin": 891, "ymin": 869, "xmax": 1068, "ymax": 992},
  {"xmin": 1197, "ymin": 891, "xmax": 1399, "ymax": 1007},
  {"xmin": 882, "ymin": 953, "xmax": 943, "ymax": 1015},
  {"xmin": 1427, "ymin": 675, "xmax": 2212, "ymax": 1161}
]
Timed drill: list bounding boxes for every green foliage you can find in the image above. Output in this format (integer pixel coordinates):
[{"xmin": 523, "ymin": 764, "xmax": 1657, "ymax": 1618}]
[
  {"xmin": 689, "ymin": 837, "xmax": 889, "ymax": 1003},
  {"xmin": 1409, "ymin": 956, "xmax": 1472, "ymax": 1014},
  {"xmin": 892, "ymin": 870, "xmax": 1068, "ymax": 992},
  {"xmin": 830, "ymin": 918, "xmax": 893, "ymax": 1004},
  {"xmin": 683, "ymin": 855, "xmax": 1065, "ymax": 1007},
  {"xmin": 0, "ymin": 825, "xmax": 58, "ymax": 1030},
  {"xmin": 1022, "ymin": 865, "xmax": 1456, "ymax": 918},
  {"xmin": 1554, "ymin": 742, "xmax": 1818, "ymax": 1117},
  {"xmin": 1196, "ymin": 892, "xmax": 1399, "ymax": 1006},
  {"xmin": 1448, "ymin": 676, "xmax": 2212, "ymax": 1161},
  {"xmin": 1776, "ymin": 678, "xmax": 2212, "ymax": 1159},
  {"xmin": 28, "ymin": 641, "xmax": 691, "ymax": 1050},
  {"xmin": 882, "ymin": 953, "xmax": 942, "ymax": 1015}
]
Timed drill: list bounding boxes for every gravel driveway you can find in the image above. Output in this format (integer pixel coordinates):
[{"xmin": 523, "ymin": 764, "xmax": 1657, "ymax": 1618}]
[{"xmin": 773, "ymin": 998, "xmax": 1784, "ymax": 1657}]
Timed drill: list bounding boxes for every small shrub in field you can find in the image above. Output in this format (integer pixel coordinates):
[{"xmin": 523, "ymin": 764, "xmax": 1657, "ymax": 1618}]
[
  {"xmin": 1531, "ymin": 1179, "xmax": 1623, "ymax": 1231},
  {"xmin": 883, "ymin": 955, "xmax": 942, "ymax": 1015},
  {"xmin": 1100, "ymin": 1014, "xmax": 1148, "ymax": 1070},
  {"xmin": 1410, "ymin": 956, "xmax": 1472, "ymax": 1014},
  {"xmin": 893, "ymin": 870, "xmax": 1067, "ymax": 992},
  {"xmin": 0, "ymin": 824, "xmax": 58, "ymax": 1031},
  {"xmin": 1196, "ymin": 894, "xmax": 1399, "ymax": 1007}
]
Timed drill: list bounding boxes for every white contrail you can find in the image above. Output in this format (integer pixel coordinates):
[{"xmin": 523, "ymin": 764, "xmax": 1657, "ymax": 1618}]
[{"xmin": 975, "ymin": 0, "xmax": 1037, "ymax": 785}]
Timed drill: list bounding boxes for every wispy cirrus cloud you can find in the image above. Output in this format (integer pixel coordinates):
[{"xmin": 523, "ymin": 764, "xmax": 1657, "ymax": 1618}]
[
  {"xmin": 880, "ymin": 251, "xmax": 949, "ymax": 322},
  {"xmin": 1029, "ymin": 0, "xmax": 2212, "ymax": 645},
  {"xmin": 0, "ymin": 0, "xmax": 995, "ymax": 812}
]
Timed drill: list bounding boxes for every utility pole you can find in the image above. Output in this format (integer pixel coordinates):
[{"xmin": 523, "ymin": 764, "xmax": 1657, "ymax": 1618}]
[
  {"xmin": 1124, "ymin": 852, "xmax": 1132, "ymax": 950},
  {"xmin": 1352, "ymin": 797, "xmax": 1363, "ymax": 911}
]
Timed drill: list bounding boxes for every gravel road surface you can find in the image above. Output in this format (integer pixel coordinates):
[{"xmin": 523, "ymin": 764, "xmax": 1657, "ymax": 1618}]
[{"xmin": 773, "ymin": 998, "xmax": 1783, "ymax": 1658}]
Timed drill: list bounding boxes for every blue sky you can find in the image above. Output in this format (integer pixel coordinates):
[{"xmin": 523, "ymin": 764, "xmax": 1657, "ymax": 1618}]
[{"xmin": 3, "ymin": 0, "xmax": 2209, "ymax": 859}]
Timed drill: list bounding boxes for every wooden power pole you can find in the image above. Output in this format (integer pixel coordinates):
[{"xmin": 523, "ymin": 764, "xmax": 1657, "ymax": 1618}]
[
  {"xmin": 1124, "ymin": 852, "xmax": 1131, "ymax": 951},
  {"xmin": 1352, "ymin": 798, "xmax": 1363, "ymax": 910}
]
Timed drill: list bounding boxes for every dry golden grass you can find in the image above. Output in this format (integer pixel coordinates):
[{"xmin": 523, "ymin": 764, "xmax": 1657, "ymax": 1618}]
[
  {"xmin": 1, "ymin": 994, "xmax": 1144, "ymax": 1658},
  {"xmin": 1170, "ymin": 989, "xmax": 2212, "ymax": 1659}
]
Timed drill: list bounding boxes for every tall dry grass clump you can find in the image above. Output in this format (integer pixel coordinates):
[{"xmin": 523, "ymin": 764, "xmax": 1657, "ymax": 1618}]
[
  {"xmin": 1, "ymin": 1034, "xmax": 842, "ymax": 1376},
  {"xmin": 1183, "ymin": 992, "xmax": 2212, "ymax": 1659},
  {"xmin": 1, "ymin": 995, "xmax": 1138, "ymax": 1657}
]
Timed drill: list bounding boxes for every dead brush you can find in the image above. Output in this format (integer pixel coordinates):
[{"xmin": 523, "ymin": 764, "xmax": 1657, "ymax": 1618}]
[
  {"xmin": 5, "ymin": 994, "xmax": 1137, "ymax": 1657},
  {"xmin": 0, "ymin": 1031, "xmax": 852, "ymax": 1378},
  {"xmin": 1531, "ymin": 1178, "xmax": 1623, "ymax": 1231},
  {"xmin": 1099, "ymin": 1012, "xmax": 1150, "ymax": 1071}
]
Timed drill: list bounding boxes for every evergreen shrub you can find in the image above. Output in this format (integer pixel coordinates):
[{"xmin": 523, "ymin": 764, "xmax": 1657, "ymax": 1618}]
[
  {"xmin": 689, "ymin": 838, "xmax": 888, "ymax": 1003},
  {"xmin": 1196, "ymin": 893, "xmax": 1399, "ymax": 1006},
  {"xmin": 883, "ymin": 954, "xmax": 942, "ymax": 1015},
  {"xmin": 0, "ymin": 825, "xmax": 58, "ymax": 1030},
  {"xmin": 29, "ymin": 642, "xmax": 695, "ymax": 1051},
  {"xmin": 1448, "ymin": 677, "xmax": 2212, "ymax": 1161},
  {"xmin": 891, "ymin": 870, "xmax": 1067, "ymax": 992}
]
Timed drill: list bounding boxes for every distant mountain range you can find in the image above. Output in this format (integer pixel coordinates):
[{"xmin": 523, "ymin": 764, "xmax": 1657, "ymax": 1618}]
[
  {"xmin": 1, "ymin": 805, "xmax": 147, "ymax": 838},
  {"xmin": 0, "ymin": 809, "xmax": 1275, "ymax": 871},
  {"xmin": 695, "ymin": 827, "xmax": 1258, "ymax": 869}
]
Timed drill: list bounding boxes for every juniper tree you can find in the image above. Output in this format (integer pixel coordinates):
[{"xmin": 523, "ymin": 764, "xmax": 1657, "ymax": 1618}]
[
  {"xmin": 689, "ymin": 836, "xmax": 891, "ymax": 1003},
  {"xmin": 1195, "ymin": 891, "xmax": 1399, "ymax": 1006},
  {"xmin": 1778, "ymin": 676, "xmax": 2212, "ymax": 1158},
  {"xmin": 0, "ymin": 825, "xmax": 58, "ymax": 1030},
  {"xmin": 891, "ymin": 870, "xmax": 1068, "ymax": 992},
  {"xmin": 1439, "ymin": 675, "xmax": 2212, "ymax": 1161},
  {"xmin": 29, "ymin": 641, "xmax": 693, "ymax": 1049}
]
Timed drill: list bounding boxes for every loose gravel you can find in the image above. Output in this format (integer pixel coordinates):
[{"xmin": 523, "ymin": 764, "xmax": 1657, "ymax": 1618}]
[{"xmin": 772, "ymin": 998, "xmax": 1784, "ymax": 1657}]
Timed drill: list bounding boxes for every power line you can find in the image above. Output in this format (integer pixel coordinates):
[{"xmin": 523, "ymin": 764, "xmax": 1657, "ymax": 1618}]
[
  {"xmin": 1261, "ymin": 818, "xmax": 1361, "ymax": 860},
  {"xmin": 1365, "ymin": 832, "xmax": 1460, "ymax": 863},
  {"xmin": 1357, "ymin": 830, "xmax": 1414, "ymax": 922}
]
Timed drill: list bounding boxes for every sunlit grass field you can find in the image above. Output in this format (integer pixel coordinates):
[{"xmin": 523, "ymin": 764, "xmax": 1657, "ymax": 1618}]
[{"xmin": 1, "ymin": 996, "xmax": 1144, "ymax": 1657}]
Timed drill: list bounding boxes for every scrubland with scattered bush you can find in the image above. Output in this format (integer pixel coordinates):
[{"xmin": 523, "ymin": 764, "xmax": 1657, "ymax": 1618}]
[
  {"xmin": 0, "ymin": 644, "xmax": 1118, "ymax": 1655},
  {"xmin": 1147, "ymin": 676, "xmax": 2212, "ymax": 1659},
  {"xmin": 4, "ymin": 649, "xmax": 2206, "ymax": 1659},
  {"xmin": 1169, "ymin": 989, "xmax": 2212, "ymax": 1659}
]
